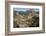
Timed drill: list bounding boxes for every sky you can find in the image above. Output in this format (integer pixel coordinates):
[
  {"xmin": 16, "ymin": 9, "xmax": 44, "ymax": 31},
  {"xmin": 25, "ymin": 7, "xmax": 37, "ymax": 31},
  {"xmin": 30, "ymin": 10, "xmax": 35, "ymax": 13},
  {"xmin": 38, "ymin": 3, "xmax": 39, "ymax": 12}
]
[{"xmin": 13, "ymin": 8, "xmax": 39, "ymax": 12}]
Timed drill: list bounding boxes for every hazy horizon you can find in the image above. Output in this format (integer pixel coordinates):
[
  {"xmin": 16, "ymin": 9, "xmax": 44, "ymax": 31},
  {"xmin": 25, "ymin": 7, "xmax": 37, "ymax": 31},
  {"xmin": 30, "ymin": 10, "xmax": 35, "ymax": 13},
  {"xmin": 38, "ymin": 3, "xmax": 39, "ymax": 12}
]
[{"xmin": 13, "ymin": 8, "xmax": 39, "ymax": 12}]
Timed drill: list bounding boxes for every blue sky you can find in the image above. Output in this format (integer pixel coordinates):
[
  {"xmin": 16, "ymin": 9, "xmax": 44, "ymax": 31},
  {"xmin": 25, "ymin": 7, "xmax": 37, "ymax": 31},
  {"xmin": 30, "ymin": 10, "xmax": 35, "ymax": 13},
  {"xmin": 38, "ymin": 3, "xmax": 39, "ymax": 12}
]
[{"xmin": 13, "ymin": 8, "xmax": 39, "ymax": 12}]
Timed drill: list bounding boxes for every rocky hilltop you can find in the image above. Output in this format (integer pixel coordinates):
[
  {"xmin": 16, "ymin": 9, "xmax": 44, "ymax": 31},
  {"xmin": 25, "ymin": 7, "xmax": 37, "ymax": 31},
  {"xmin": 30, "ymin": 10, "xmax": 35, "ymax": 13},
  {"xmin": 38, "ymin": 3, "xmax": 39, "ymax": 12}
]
[{"xmin": 13, "ymin": 9, "xmax": 39, "ymax": 28}]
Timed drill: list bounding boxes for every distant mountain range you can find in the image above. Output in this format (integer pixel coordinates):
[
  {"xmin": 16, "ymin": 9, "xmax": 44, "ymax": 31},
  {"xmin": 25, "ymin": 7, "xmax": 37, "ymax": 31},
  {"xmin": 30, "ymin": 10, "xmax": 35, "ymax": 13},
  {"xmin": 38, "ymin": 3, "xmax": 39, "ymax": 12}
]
[{"xmin": 13, "ymin": 9, "xmax": 39, "ymax": 15}]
